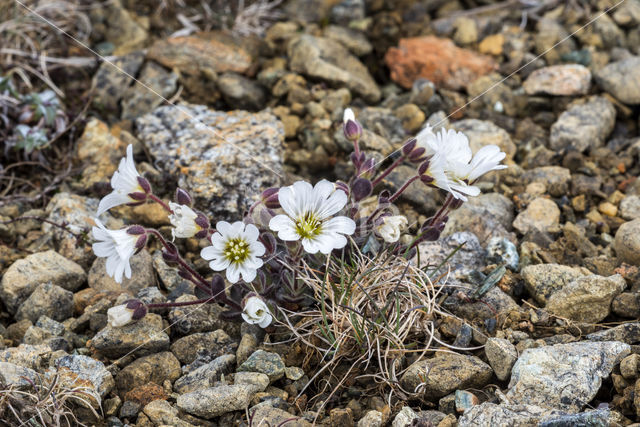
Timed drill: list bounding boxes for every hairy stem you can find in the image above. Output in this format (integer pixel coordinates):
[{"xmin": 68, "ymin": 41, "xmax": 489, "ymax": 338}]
[
  {"xmin": 371, "ymin": 156, "xmax": 406, "ymax": 187},
  {"xmin": 148, "ymin": 194, "xmax": 173, "ymax": 213}
]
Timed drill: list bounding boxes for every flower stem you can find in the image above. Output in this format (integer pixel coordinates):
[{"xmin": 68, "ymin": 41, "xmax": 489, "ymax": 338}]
[
  {"xmin": 148, "ymin": 194, "xmax": 173, "ymax": 213},
  {"xmin": 371, "ymin": 156, "xmax": 405, "ymax": 187},
  {"xmin": 147, "ymin": 296, "xmax": 216, "ymax": 309},
  {"xmin": 388, "ymin": 175, "xmax": 420, "ymax": 203}
]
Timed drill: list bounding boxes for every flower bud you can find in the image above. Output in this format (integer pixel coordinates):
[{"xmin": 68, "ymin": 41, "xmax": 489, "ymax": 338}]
[
  {"xmin": 134, "ymin": 234, "xmax": 148, "ymax": 251},
  {"xmin": 402, "ymin": 138, "xmax": 417, "ymax": 156},
  {"xmin": 194, "ymin": 213, "xmax": 210, "ymax": 230},
  {"xmin": 449, "ymin": 198, "xmax": 464, "ymax": 210},
  {"xmin": 408, "ymin": 147, "xmax": 426, "ymax": 162},
  {"xmin": 264, "ymin": 193, "xmax": 280, "ymax": 209},
  {"xmin": 210, "ymin": 274, "xmax": 225, "ymax": 296},
  {"xmin": 261, "ymin": 187, "xmax": 279, "ymax": 199},
  {"xmin": 343, "ymin": 108, "xmax": 362, "ymax": 142},
  {"xmin": 418, "ymin": 159, "xmax": 430, "ymax": 175},
  {"xmin": 137, "ymin": 176, "xmax": 152, "ymax": 194},
  {"xmin": 361, "ymin": 158, "xmax": 376, "ymax": 175},
  {"xmin": 107, "ymin": 300, "xmax": 146, "ymax": 327},
  {"xmin": 128, "ymin": 191, "xmax": 147, "ymax": 201},
  {"xmin": 420, "ymin": 175, "xmax": 434, "ymax": 185},
  {"xmin": 351, "ymin": 178, "xmax": 372, "ymax": 202},
  {"xmin": 335, "ymin": 181, "xmax": 350, "ymax": 195},
  {"xmin": 175, "ymin": 188, "xmax": 192, "ymax": 205},
  {"xmin": 126, "ymin": 225, "xmax": 146, "ymax": 235},
  {"xmin": 162, "ymin": 249, "xmax": 179, "ymax": 264}
]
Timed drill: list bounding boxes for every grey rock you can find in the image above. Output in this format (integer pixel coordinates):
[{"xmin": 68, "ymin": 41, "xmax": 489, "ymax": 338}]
[
  {"xmin": 174, "ymin": 355, "xmax": 236, "ymax": 394},
  {"xmin": 484, "ymin": 337, "xmax": 518, "ymax": 381},
  {"xmin": 323, "ymin": 25, "xmax": 372, "ymax": 56},
  {"xmin": 358, "ymin": 410, "xmax": 383, "ymax": 427},
  {"xmin": 168, "ymin": 295, "xmax": 237, "ymax": 336},
  {"xmin": 620, "ymin": 195, "xmax": 640, "ymax": 220},
  {"xmin": 35, "ymin": 316, "xmax": 65, "ymax": 336},
  {"xmin": 91, "ymin": 313, "xmax": 170, "ymax": 358},
  {"xmin": 16, "ymin": 283, "xmax": 73, "ymax": 323},
  {"xmin": 121, "ymin": 61, "xmax": 178, "ymax": 120},
  {"xmin": 136, "ymin": 105, "xmax": 284, "ymax": 219},
  {"xmin": 330, "ymin": 0, "xmax": 365, "ymax": 25},
  {"xmin": 401, "ymin": 353, "xmax": 492, "ymax": 399},
  {"xmin": 612, "ymin": 292, "xmax": 640, "ymax": 318},
  {"xmin": 170, "ymin": 330, "xmax": 237, "ymax": 365},
  {"xmin": 88, "ymin": 249, "xmax": 156, "ymax": 294},
  {"xmin": 545, "ymin": 274, "xmax": 626, "ymax": 323},
  {"xmin": 392, "ymin": 406, "xmax": 418, "ymax": 427},
  {"xmin": 237, "ymin": 349, "xmax": 285, "ymax": 382},
  {"xmin": 507, "ymin": 341, "xmax": 630, "ymax": 411},
  {"xmin": 538, "ymin": 409, "xmax": 617, "ymax": 427},
  {"xmin": 521, "ymin": 166, "xmax": 571, "ymax": 197},
  {"xmin": 234, "ymin": 371, "xmax": 270, "ymax": 391},
  {"xmin": 115, "ymin": 351, "xmax": 181, "ymax": 394},
  {"xmin": 250, "ymin": 403, "xmax": 312, "ymax": 427},
  {"xmin": 176, "ymin": 384, "xmax": 259, "ymax": 418},
  {"xmin": 0, "ymin": 250, "xmax": 85, "ymax": 314},
  {"xmin": 217, "ymin": 72, "xmax": 267, "ymax": 111},
  {"xmin": 595, "ymin": 56, "xmax": 640, "ymax": 104},
  {"xmin": 444, "ymin": 285, "xmax": 519, "ymax": 321},
  {"xmin": 357, "ymin": 107, "xmax": 406, "ymax": 146},
  {"xmin": 288, "ymin": 35, "xmax": 380, "ymax": 102},
  {"xmin": 486, "ymin": 237, "xmax": 519, "ymax": 270},
  {"xmin": 92, "ymin": 51, "xmax": 145, "ymax": 116},
  {"xmin": 142, "ymin": 399, "xmax": 196, "ymax": 427},
  {"xmin": 284, "ymin": 366, "xmax": 304, "ymax": 381},
  {"xmin": 550, "ymin": 96, "xmax": 616, "ymax": 152},
  {"xmin": 152, "ymin": 250, "xmax": 192, "ymax": 294},
  {"xmin": 54, "ymin": 355, "xmax": 115, "ymax": 398},
  {"xmin": 444, "ymin": 193, "xmax": 515, "ymax": 242},
  {"xmin": 513, "ymin": 197, "xmax": 561, "ymax": 234},
  {"xmin": 416, "ymin": 232, "xmax": 485, "ymax": 281},
  {"xmin": 458, "ymin": 403, "xmax": 558, "ymax": 427},
  {"xmin": 0, "ymin": 344, "xmax": 53, "ymax": 370},
  {"xmin": 0, "ymin": 361, "xmax": 39, "ymax": 388},
  {"xmin": 587, "ymin": 322, "xmax": 640, "ymax": 344},
  {"xmin": 523, "ymin": 64, "xmax": 591, "ymax": 96},
  {"xmin": 522, "ymin": 264, "xmax": 588, "ymax": 305},
  {"xmin": 382, "ymin": 165, "xmax": 439, "ymax": 213},
  {"xmin": 452, "ymin": 119, "xmax": 516, "ymax": 159},
  {"xmin": 614, "ymin": 218, "xmax": 640, "ymax": 265}
]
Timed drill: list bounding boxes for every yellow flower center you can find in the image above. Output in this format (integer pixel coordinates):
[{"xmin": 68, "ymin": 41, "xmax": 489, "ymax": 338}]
[
  {"xmin": 295, "ymin": 212, "xmax": 322, "ymax": 239},
  {"xmin": 224, "ymin": 238, "xmax": 250, "ymax": 264}
]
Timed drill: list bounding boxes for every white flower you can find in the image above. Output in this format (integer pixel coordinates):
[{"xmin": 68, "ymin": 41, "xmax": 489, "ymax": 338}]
[
  {"xmin": 201, "ymin": 221, "xmax": 265, "ymax": 283},
  {"xmin": 343, "ymin": 108, "xmax": 355, "ymax": 124},
  {"xmin": 416, "ymin": 127, "xmax": 506, "ymax": 201},
  {"xmin": 97, "ymin": 144, "xmax": 147, "ymax": 215},
  {"xmin": 377, "ymin": 215, "xmax": 408, "ymax": 243},
  {"xmin": 168, "ymin": 202, "xmax": 201, "ymax": 239},
  {"xmin": 241, "ymin": 296, "xmax": 272, "ymax": 328},
  {"xmin": 92, "ymin": 219, "xmax": 139, "ymax": 283},
  {"xmin": 269, "ymin": 180, "xmax": 356, "ymax": 255},
  {"xmin": 107, "ymin": 304, "xmax": 135, "ymax": 327}
]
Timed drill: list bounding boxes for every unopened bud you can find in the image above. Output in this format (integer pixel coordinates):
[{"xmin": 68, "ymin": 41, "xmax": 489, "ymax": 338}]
[
  {"xmin": 351, "ymin": 178, "xmax": 372, "ymax": 201},
  {"xmin": 134, "ymin": 234, "xmax": 148, "ymax": 251},
  {"xmin": 335, "ymin": 181, "xmax": 350, "ymax": 195},
  {"xmin": 402, "ymin": 138, "xmax": 417, "ymax": 156},
  {"xmin": 418, "ymin": 159, "xmax": 430, "ymax": 175},
  {"xmin": 162, "ymin": 249, "xmax": 179, "ymax": 263},
  {"xmin": 132, "ymin": 305, "xmax": 148, "ymax": 320},
  {"xmin": 210, "ymin": 275, "xmax": 225, "ymax": 296},
  {"xmin": 343, "ymin": 108, "xmax": 363, "ymax": 141},
  {"xmin": 128, "ymin": 191, "xmax": 147, "ymax": 201},
  {"xmin": 420, "ymin": 175, "xmax": 434, "ymax": 184},
  {"xmin": 137, "ymin": 176, "xmax": 152, "ymax": 194},
  {"xmin": 126, "ymin": 225, "xmax": 146, "ymax": 235},
  {"xmin": 449, "ymin": 198, "xmax": 464, "ymax": 210},
  {"xmin": 176, "ymin": 188, "xmax": 192, "ymax": 205},
  {"xmin": 264, "ymin": 193, "xmax": 280, "ymax": 209},
  {"xmin": 194, "ymin": 213, "xmax": 210, "ymax": 230},
  {"xmin": 408, "ymin": 147, "xmax": 426, "ymax": 162}
]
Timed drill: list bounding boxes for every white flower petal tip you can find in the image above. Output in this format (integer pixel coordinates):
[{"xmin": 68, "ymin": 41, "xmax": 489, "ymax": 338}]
[
  {"xmin": 97, "ymin": 144, "xmax": 146, "ymax": 215},
  {"xmin": 241, "ymin": 296, "xmax": 272, "ymax": 328},
  {"xmin": 343, "ymin": 108, "xmax": 355, "ymax": 124},
  {"xmin": 377, "ymin": 215, "xmax": 408, "ymax": 243},
  {"xmin": 92, "ymin": 219, "xmax": 138, "ymax": 283},
  {"xmin": 268, "ymin": 180, "xmax": 356, "ymax": 255},
  {"xmin": 201, "ymin": 221, "xmax": 265, "ymax": 284}
]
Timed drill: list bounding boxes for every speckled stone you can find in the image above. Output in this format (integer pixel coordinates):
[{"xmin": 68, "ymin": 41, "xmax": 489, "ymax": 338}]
[
  {"xmin": 90, "ymin": 313, "xmax": 170, "ymax": 358},
  {"xmin": 136, "ymin": 105, "xmax": 284, "ymax": 219},
  {"xmin": 121, "ymin": 62, "xmax": 178, "ymax": 120},
  {"xmin": 550, "ymin": 96, "xmax": 616, "ymax": 152},
  {"xmin": 177, "ymin": 384, "xmax": 260, "ymax": 418},
  {"xmin": 237, "ymin": 350, "xmax": 286, "ymax": 382}
]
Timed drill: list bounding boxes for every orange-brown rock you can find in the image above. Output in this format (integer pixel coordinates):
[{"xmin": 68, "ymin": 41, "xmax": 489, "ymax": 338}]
[
  {"xmin": 384, "ymin": 36, "xmax": 498, "ymax": 90},
  {"xmin": 147, "ymin": 32, "xmax": 253, "ymax": 77},
  {"xmin": 124, "ymin": 382, "xmax": 168, "ymax": 407}
]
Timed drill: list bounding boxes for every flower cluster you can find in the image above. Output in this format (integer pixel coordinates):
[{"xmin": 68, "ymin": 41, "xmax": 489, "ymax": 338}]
[{"xmin": 91, "ymin": 108, "xmax": 506, "ymax": 330}]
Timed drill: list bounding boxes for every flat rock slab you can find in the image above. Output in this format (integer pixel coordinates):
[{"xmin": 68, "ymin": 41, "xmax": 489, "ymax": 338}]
[
  {"xmin": 136, "ymin": 105, "xmax": 284, "ymax": 219},
  {"xmin": 507, "ymin": 341, "xmax": 630, "ymax": 412},
  {"xmin": 523, "ymin": 64, "xmax": 591, "ymax": 96},
  {"xmin": 90, "ymin": 313, "xmax": 170, "ymax": 359}
]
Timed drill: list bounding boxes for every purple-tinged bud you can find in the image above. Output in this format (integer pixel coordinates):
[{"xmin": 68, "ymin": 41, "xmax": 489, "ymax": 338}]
[
  {"xmin": 210, "ymin": 275, "xmax": 225, "ymax": 296},
  {"xmin": 137, "ymin": 176, "xmax": 151, "ymax": 194},
  {"xmin": 402, "ymin": 138, "xmax": 417, "ymax": 156},
  {"xmin": 126, "ymin": 201, "xmax": 145, "ymax": 207},
  {"xmin": 420, "ymin": 175, "xmax": 434, "ymax": 184},
  {"xmin": 335, "ymin": 181, "xmax": 350, "ymax": 195},
  {"xmin": 128, "ymin": 192, "xmax": 147, "ymax": 201},
  {"xmin": 125, "ymin": 299, "xmax": 144, "ymax": 310},
  {"xmin": 351, "ymin": 178, "xmax": 372, "ymax": 201},
  {"xmin": 359, "ymin": 152, "xmax": 366, "ymax": 164},
  {"xmin": 178, "ymin": 270, "xmax": 192, "ymax": 281},
  {"xmin": 126, "ymin": 225, "xmax": 146, "ymax": 235},
  {"xmin": 175, "ymin": 188, "xmax": 192, "ymax": 205},
  {"xmin": 378, "ymin": 190, "xmax": 390, "ymax": 204},
  {"xmin": 449, "ymin": 198, "xmax": 464, "ymax": 210},
  {"xmin": 361, "ymin": 158, "xmax": 376, "ymax": 175},
  {"xmin": 343, "ymin": 108, "xmax": 363, "ymax": 142},
  {"xmin": 132, "ymin": 305, "xmax": 148, "ymax": 320},
  {"xmin": 260, "ymin": 232, "xmax": 277, "ymax": 255},
  {"xmin": 350, "ymin": 151, "xmax": 360, "ymax": 167},
  {"xmin": 418, "ymin": 159, "xmax": 430, "ymax": 175},
  {"xmin": 421, "ymin": 225, "xmax": 442, "ymax": 242},
  {"xmin": 194, "ymin": 213, "xmax": 210, "ymax": 230},
  {"xmin": 408, "ymin": 147, "xmax": 426, "ymax": 162},
  {"xmin": 264, "ymin": 193, "xmax": 280, "ymax": 209},
  {"xmin": 164, "ymin": 241, "xmax": 179, "ymax": 254},
  {"xmin": 261, "ymin": 187, "xmax": 279, "ymax": 199},
  {"xmin": 194, "ymin": 229, "xmax": 208, "ymax": 239},
  {"xmin": 162, "ymin": 249, "xmax": 179, "ymax": 263},
  {"xmin": 134, "ymin": 234, "xmax": 148, "ymax": 251}
]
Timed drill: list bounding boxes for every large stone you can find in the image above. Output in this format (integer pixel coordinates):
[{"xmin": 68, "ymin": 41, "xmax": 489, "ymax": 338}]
[
  {"xmin": 614, "ymin": 219, "xmax": 640, "ymax": 265},
  {"xmin": 237, "ymin": 349, "xmax": 286, "ymax": 382},
  {"xmin": 550, "ymin": 96, "xmax": 616, "ymax": 152},
  {"xmin": 0, "ymin": 250, "xmax": 85, "ymax": 314},
  {"xmin": 443, "ymin": 193, "xmax": 515, "ymax": 242},
  {"xmin": 77, "ymin": 118, "xmax": 129, "ymax": 187},
  {"xmin": 147, "ymin": 31, "xmax": 254, "ymax": 77},
  {"xmin": 121, "ymin": 62, "xmax": 178, "ymax": 120},
  {"xmin": 513, "ymin": 197, "xmax": 560, "ymax": 234},
  {"xmin": 522, "ymin": 264, "xmax": 588, "ymax": 305},
  {"xmin": 545, "ymin": 274, "xmax": 626, "ymax": 323},
  {"xmin": 176, "ymin": 384, "xmax": 259, "ymax": 418},
  {"xmin": 174, "ymin": 355, "xmax": 236, "ymax": 394},
  {"xmin": 415, "ymin": 232, "xmax": 485, "ymax": 281},
  {"xmin": 288, "ymin": 35, "xmax": 380, "ymax": 102},
  {"xmin": 15, "ymin": 283, "xmax": 73, "ymax": 323},
  {"xmin": 594, "ymin": 56, "xmax": 640, "ymax": 104},
  {"xmin": 170, "ymin": 330, "xmax": 237, "ymax": 365},
  {"xmin": 521, "ymin": 166, "xmax": 571, "ymax": 198},
  {"xmin": 523, "ymin": 64, "xmax": 591, "ymax": 96},
  {"xmin": 90, "ymin": 313, "xmax": 170, "ymax": 358},
  {"xmin": 385, "ymin": 36, "xmax": 497, "ymax": 90},
  {"xmin": 507, "ymin": 341, "xmax": 630, "ymax": 412},
  {"xmin": 136, "ymin": 105, "xmax": 284, "ymax": 219},
  {"xmin": 0, "ymin": 362, "xmax": 39, "ymax": 388},
  {"xmin": 458, "ymin": 403, "xmax": 561, "ymax": 426},
  {"xmin": 401, "ymin": 352, "xmax": 492, "ymax": 399},
  {"xmin": 451, "ymin": 119, "xmax": 516, "ymax": 159},
  {"xmin": 143, "ymin": 400, "xmax": 196, "ymax": 427},
  {"xmin": 250, "ymin": 403, "xmax": 312, "ymax": 427},
  {"xmin": 587, "ymin": 323, "xmax": 640, "ymax": 344},
  {"xmin": 484, "ymin": 338, "xmax": 518, "ymax": 381},
  {"xmin": 92, "ymin": 51, "xmax": 144, "ymax": 116},
  {"xmin": 54, "ymin": 355, "xmax": 115, "ymax": 404},
  {"xmin": 116, "ymin": 352, "xmax": 181, "ymax": 394},
  {"xmin": 88, "ymin": 249, "xmax": 156, "ymax": 294}
]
